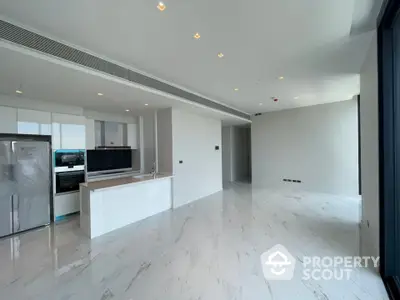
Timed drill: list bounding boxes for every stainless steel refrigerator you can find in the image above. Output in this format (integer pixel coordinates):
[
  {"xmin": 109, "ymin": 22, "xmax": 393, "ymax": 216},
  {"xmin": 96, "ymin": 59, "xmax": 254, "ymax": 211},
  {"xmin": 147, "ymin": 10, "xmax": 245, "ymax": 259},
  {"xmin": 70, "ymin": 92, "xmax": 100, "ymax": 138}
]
[{"xmin": 0, "ymin": 136, "xmax": 51, "ymax": 238}]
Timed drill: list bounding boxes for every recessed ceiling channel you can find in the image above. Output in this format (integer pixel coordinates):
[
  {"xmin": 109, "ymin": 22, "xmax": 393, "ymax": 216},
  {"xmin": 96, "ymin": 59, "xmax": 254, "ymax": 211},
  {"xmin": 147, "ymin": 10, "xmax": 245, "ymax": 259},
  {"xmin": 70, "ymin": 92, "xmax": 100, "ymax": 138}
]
[{"xmin": 0, "ymin": 19, "xmax": 250, "ymax": 120}]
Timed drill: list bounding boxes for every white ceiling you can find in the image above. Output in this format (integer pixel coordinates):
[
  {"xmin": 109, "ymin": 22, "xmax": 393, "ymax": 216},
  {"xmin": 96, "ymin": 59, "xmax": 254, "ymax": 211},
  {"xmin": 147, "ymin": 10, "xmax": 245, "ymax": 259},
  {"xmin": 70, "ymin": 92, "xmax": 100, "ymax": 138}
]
[
  {"xmin": 0, "ymin": 0, "xmax": 379, "ymax": 114},
  {"xmin": 0, "ymin": 45, "xmax": 247, "ymax": 125}
]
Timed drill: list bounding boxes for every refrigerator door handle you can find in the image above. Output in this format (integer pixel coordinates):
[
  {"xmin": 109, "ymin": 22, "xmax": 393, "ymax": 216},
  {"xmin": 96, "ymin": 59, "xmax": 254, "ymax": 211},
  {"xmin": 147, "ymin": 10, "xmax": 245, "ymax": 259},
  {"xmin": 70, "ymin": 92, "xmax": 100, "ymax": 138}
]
[
  {"xmin": 10, "ymin": 195, "xmax": 13, "ymax": 233},
  {"xmin": 12, "ymin": 194, "xmax": 20, "ymax": 233}
]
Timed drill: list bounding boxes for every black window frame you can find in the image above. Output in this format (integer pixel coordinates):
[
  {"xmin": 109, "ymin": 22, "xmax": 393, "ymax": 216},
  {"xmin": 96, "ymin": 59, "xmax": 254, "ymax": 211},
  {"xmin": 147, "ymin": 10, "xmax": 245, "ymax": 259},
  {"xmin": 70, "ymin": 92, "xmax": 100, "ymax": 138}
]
[{"xmin": 378, "ymin": 0, "xmax": 400, "ymax": 298}]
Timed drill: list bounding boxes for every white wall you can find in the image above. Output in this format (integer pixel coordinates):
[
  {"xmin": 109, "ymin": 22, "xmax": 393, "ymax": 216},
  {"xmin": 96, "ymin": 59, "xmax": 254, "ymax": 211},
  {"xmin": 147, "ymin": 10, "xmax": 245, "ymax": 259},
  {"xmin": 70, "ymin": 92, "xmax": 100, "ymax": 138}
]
[
  {"xmin": 359, "ymin": 32, "xmax": 380, "ymax": 258},
  {"xmin": 252, "ymin": 100, "xmax": 359, "ymax": 196},
  {"xmin": 172, "ymin": 109, "xmax": 223, "ymax": 208},
  {"xmin": 157, "ymin": 108, "xmax": 173, "ymax": 174}
]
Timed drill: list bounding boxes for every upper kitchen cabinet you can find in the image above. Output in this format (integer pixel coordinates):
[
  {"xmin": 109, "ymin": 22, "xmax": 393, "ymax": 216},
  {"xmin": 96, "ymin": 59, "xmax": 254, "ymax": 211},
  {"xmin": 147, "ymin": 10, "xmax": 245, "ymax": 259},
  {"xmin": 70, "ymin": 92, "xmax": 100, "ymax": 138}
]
[
  {"xmin": 17, "ymin": 109, "xmax": 51, "ymax": 135},
  {"xmin": 85, "ymin": 119, "xmax": 96, "ymax": 150},
  {"xmin": 0, "ymin": 106, "xmax": 17, "ymax": 134},
  {"xmin": 127, "ymin": 123, "xmax": 138, "ymax": 149},
  {"xmin": 52, "ymin": 113, "xmax": 86, "ymax": 150}
]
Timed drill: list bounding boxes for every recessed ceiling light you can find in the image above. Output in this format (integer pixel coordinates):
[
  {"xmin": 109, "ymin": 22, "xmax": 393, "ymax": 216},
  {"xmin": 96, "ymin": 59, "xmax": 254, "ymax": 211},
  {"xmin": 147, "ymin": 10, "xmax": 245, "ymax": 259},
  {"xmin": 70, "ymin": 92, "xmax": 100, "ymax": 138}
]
[
  {"xmin": 234, "ymin": 88, "xmax": 239, "ymax": 91},
  {"xmin": 278, "ymin": 76, "xmax": 284, "ymax": 80},
  {"xmin": 157, "ymin": 2, "xmax": 166, "ymax": 11},
  {"xmin": 145, "ymin": 103, "xmax": 149, "ymax": 106},
  {"xmin": 217, "ymin": 52, "xmax": 224, "ymax": 58},
  {"xmin": 125, "ymin": 109, "xmax": 130, "ymax": 112},
  {"xmin": 97, "ymin": 92, "xmax": 103, "ymax": 96},
  {"xmin": 16, "ymin": 90, "xmax": 23, "ymax": 94},
  {"xmin": 193, "ymin": 33, "xmax": 201, "ymax": 39}
]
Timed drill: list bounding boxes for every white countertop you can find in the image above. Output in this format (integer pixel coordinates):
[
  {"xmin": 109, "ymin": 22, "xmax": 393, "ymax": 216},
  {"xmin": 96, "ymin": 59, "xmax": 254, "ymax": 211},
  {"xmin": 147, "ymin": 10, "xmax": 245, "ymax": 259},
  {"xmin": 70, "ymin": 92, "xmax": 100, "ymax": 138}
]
[{"xmin": 80, "ymin": 173, "xmax": 173, "ymax": 191}]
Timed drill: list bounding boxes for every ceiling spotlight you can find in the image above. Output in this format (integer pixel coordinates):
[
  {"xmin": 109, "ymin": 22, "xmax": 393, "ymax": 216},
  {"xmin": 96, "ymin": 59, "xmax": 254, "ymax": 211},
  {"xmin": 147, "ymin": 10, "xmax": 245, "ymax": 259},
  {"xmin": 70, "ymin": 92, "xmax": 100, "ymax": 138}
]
[
  {"xmin": 125, "ymin": 109, "xmax": 130, "ymax": 112},
  {"xmin": 145, "ymin": 103, "xmax": 149, "ymax": 106},
  {"xmin": 97, "ymin": 92, "xmax": 103, "ymax": 96},
  {"xmin": 217, "ymin": 52, "xmax": 224, "ymax": 58},
  {"xmin": 157, "ymin": 2, "xmax": 166, "ymax": 11},
  {"xmin": 234, "ymin": 88, "xmax": 239, "ymax": 91},
  {"xmin": 278, "ymin": 76, "xmax": 284, "ymax": 80},
  {"xmin": 16, "ymin": 90, "xmax": 23, "ymax": 94},
  {"xmin": 193, "ymin": 33, "xmax": 201, "ymax": 39}
]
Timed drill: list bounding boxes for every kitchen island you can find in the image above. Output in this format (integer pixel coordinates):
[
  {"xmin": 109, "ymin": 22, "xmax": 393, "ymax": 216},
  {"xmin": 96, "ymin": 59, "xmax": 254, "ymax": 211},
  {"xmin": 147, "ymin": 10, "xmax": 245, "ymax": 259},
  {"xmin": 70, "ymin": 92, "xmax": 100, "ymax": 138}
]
[{"xmin": 79, "ymin": 173, "xmax": 173, "ymax": 239}]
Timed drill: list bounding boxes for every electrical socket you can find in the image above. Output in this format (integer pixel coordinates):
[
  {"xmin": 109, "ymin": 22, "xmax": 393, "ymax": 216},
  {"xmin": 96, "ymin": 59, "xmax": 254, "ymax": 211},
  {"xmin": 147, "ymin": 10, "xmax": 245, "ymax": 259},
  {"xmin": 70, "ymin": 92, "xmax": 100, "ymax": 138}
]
[{"xmin": 283, "ymin": 179, "xmax": 302, "ymax": 183}]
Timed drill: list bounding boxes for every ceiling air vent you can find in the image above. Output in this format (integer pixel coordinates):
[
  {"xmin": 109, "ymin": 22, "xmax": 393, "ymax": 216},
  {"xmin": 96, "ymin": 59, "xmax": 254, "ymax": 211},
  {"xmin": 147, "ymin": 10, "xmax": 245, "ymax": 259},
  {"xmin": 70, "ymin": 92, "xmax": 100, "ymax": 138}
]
[{"xmin": 0, "ymin": 19, "xmax": 250, "ymax": 121}]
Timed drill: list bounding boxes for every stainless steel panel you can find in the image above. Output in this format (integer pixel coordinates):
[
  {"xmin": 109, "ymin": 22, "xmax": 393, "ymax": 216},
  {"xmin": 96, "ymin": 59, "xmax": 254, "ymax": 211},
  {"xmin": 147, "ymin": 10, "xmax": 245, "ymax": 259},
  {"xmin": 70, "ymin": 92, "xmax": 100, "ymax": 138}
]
[
  {"xmin": 0, "ymin": 141, "xmax": 14, "ymax": 237},
  {"xmin": 13, "ymin": 141, "xmax": 50, "ymax": 232}
]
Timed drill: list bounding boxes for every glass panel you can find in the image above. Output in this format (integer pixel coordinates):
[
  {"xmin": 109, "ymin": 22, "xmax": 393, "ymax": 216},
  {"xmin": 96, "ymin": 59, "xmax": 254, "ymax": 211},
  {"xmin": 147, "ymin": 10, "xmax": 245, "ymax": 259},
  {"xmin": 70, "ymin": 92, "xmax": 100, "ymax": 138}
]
[
  {"xmin": 40, "ymin": 124, "xmax": 51, "ymax": 135},
  {"xmin": 17, "ymin": 122, "xmax": 39, "ymax": 135},
  {"xmin": 52, "ymin": 123, "xmax": 61, "ymax": 149},
  {"xmin": 60, "ymin": 124, "xmax": 85, "ymax": 149}
]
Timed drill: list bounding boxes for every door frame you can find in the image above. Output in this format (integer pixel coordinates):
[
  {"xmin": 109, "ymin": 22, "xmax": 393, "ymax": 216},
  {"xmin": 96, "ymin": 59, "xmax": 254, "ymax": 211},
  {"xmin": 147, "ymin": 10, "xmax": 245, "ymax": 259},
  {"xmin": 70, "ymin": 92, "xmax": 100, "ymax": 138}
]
[{"xmin": 378, "ymin": 0, "xmax": 400, "ymax": 297}]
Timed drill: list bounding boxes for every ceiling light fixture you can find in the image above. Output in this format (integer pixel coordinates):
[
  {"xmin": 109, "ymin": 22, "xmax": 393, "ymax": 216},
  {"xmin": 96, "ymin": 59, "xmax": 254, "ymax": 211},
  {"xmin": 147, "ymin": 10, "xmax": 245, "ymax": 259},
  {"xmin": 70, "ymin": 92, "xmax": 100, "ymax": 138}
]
[
  {"xmin": 125, "ymin": 109, "xmax": 130, "ymax": 112},
  {"xmin": 193, "ymin": 33, "xmax": 201, "ymax": 39},
  {"xmin": 234, "ymin": 88, "xmax": 239, "ymax": 91},
  {"xmin": 294, "ymin": 96, "xmax": 299, "ymax": 99},
  {"xmin": 16, "ymin": 90, "xmax": 23, "ymax": 94},
  {"xmin": 157, "ymin": 2, "xmax": 166, "ymax": 11},
  {"xmin": 217, "ymin": 52, "xmax": 224, "ymax": 58},
  {"xmin": 278, "ymin": 76, "xmax": 284, "ymax": 80},
  {"xmin": 97, "ymin": 92, "xmax": 103, "ymax": 96},
  {"xmin": 259, "ymin": 103, "xmax": 263, "ymax": 105},
  {"xmin": 145, "ymin": 104, "xmax": 149, "ymax": 106}
]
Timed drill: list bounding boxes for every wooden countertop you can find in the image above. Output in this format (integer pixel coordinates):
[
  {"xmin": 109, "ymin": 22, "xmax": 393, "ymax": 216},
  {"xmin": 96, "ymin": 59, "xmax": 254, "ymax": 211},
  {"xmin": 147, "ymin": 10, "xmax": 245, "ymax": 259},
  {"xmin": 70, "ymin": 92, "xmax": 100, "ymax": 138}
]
[{"xmin": 80, "ymin": 173, "xmax": 173, "ymax": 191}]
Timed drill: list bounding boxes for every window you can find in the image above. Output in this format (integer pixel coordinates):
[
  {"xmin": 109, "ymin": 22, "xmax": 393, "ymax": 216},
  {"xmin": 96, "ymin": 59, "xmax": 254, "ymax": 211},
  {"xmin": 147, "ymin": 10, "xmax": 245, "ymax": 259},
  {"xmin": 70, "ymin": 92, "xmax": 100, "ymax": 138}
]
[{"xmin": 378, "ymin": 0, "xmax": 400, "ymax": 297}]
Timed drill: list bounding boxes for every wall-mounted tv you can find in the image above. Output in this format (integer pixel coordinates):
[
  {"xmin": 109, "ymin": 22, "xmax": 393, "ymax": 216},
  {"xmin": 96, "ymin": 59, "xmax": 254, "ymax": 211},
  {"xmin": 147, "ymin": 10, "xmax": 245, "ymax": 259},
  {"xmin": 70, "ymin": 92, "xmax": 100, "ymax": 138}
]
[{"xmin": 86, "ymin": 149, "xmax": 132, "ymax": 173}]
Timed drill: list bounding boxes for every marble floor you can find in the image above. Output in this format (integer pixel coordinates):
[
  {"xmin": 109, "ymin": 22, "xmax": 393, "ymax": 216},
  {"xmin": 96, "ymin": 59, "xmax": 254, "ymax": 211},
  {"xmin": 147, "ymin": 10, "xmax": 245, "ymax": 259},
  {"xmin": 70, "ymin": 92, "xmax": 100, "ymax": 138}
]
[{"xmin": 0, "ymin": 183, "xmax": 388, "ymax": 300}]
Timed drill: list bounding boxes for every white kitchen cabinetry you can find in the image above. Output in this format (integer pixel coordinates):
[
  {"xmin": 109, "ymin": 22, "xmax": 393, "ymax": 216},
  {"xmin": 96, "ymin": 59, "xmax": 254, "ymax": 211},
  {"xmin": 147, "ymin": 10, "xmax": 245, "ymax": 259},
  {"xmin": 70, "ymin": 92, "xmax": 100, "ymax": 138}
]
[
  {"xmin": 54, "ymin": 193, "xmax": 80, "ymax": 221},
  {"xmin": 17, "ymin": 109, "xmax": 51, "ymax": 135},
  {"xmin": 85, "ymin": 119, "xmax": 95, "ymax": 150},
  {"xmin": 52, "ymin": 113, "xmax": 86, "ymax": 150},
  {"xmin": 127, "ymin": 123, "xmax": 138, "ymax": 149},
  {"xmin": 0, "ymin": 106, "xmax": 17, "ymax": 134}
]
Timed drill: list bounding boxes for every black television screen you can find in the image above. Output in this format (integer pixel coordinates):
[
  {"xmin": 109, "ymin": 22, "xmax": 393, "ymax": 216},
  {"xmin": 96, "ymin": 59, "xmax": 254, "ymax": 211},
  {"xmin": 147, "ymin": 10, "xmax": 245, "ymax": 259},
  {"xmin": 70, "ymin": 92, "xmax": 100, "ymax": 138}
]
[{"xmin": 86, "ymin": 149, "xmax": 132, "ymax": 172}]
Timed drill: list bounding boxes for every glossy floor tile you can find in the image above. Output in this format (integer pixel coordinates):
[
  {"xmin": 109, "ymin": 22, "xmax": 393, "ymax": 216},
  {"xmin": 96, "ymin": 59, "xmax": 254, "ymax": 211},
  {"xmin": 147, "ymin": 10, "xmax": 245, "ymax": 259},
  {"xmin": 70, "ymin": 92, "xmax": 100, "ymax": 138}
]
[{"xmin": 0, "ymin": 183, "xmax": 388, "ymax": 299}]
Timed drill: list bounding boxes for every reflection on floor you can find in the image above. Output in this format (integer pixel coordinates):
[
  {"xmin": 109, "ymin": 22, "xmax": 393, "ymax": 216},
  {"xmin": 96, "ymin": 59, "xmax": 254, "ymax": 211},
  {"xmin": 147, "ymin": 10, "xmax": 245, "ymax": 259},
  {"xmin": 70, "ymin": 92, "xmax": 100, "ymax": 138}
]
[{"xmin": 0, "ymin": 183, "xmax": 388, "ymax": 299}]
